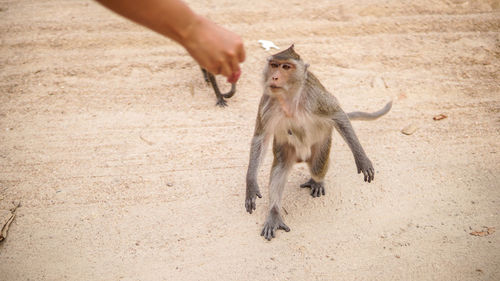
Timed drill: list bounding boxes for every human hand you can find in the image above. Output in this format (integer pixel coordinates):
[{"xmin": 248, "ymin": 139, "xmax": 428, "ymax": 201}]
[{"xmin": 182, "ymin": 16, "xmax": 245, "ymax": 82}]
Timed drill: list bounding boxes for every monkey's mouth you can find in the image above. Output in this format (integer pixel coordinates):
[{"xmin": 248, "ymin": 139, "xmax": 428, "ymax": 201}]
[{"xmin": 269, "ymin": 85, "xmax": 282, "ymax": 90}]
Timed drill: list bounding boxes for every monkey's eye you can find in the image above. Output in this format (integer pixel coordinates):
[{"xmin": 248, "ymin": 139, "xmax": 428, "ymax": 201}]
[
  {"xmin": 282, "ymin": 64, "xmax": 292, "ymax": 70},
  {"xmin": 270, "ymin": 63, "xmax": 279, "ymax": 68}
]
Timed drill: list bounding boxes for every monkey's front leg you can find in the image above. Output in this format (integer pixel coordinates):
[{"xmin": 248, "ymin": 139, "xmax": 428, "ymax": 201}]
[
  {"xmin": 332, "ymin": 111, "xmax": 374, "ymax": 182},
  {"xmin": 261, "ymin": 143, "xmax": 294, "ymax": 241},
  {"xmin": 245, "ymin": 134, "xmax": 268, "ymax": 214}
]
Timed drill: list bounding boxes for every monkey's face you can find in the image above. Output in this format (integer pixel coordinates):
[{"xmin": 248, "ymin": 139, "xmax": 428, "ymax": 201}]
[{"xmin": 264, "ymin": 59, "xmax": 298, "ymax": 93}]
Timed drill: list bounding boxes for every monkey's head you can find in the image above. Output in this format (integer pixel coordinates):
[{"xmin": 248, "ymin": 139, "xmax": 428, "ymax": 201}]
[{"xmin": 263, "ymin": 44, "xmax": 309, "ymax": 95}]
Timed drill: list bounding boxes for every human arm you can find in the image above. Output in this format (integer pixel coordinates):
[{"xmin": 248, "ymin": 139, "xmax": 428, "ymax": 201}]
[{"xmin": 96, "ymin": 0, "xmax": 245, "ymax": 81}]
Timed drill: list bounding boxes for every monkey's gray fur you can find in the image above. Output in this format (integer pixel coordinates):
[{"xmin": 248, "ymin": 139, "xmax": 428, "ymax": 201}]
[
  {"xmin": 201, "ymin": 68, "xmax": 236, "ymax": 107},
  {"xmin": 245, "ymin": 45, "xmax": 391, "ymax": 241}
]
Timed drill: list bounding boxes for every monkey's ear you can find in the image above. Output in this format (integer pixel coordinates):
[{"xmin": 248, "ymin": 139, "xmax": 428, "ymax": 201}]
[{"xmin": 304, "ymin": 63, "xmax": 310, "ymax": 79}]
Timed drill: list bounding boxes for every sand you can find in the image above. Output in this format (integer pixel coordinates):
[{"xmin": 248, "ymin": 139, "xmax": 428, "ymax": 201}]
[{"xmin": 0, "ymin": 0, "xmax": 499, "ymax": 280}]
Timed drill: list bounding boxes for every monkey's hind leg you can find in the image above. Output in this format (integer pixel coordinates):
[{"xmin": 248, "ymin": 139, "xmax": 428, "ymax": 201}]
[
  {"xmin": 261, "ymin": 142, "xmax": 294, "ymax": 241},
  {"xmin": 200, "ymin": 68, "xmax": 236, "ymax": 107},
  {"xmin": 300, "ymin": 178, "xmax": 325, "ymax": 198},
  {"xmin": 201, "ymin": 68, "xmax": 210, "ymax": 84},
  {"xmin": 300, "ymin": 136, "xmax": 332, "ymax": 198}
]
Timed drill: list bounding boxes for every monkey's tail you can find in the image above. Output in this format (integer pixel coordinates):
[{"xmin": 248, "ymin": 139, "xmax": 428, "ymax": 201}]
[
  {"xmin": 204, "ymin": 68, "xmax": 237, "ymax": 98},
  {"xmin": 221, "ymin": 83, "xmax": 236, "ymax": 98},
  {"xmin": 347, "ymin": 101, "xmax": 392, "ymax": 121}
]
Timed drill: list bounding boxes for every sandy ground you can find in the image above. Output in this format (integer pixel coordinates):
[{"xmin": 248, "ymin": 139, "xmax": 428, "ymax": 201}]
[{"xmin": 1, "ymin": 0, "xmax": 499, "ymax": 280}]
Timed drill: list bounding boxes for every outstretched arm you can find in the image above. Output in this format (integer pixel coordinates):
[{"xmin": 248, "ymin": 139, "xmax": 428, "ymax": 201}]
[
  {"xmin": 96, "ymin": 0, "xmax": 245, "ymax": 81},
  {"xmin": 331, "ymin": 109, "xmax": 374, "ymax": 182}
]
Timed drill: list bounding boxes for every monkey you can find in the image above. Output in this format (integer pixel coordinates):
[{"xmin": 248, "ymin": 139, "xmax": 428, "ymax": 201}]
[
  {"xmin": 201, "ymin": 68, "xmax": 236, "ymax": 107},
  {"xmin": 245, "ymin": 45, "xmax": 392, "ymax": 241}
]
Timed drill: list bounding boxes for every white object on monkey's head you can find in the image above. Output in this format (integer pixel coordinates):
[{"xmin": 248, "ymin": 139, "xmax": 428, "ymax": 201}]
[{"xmin": 258, "ymin": 40, "xmax": 279, "ymax": 51}]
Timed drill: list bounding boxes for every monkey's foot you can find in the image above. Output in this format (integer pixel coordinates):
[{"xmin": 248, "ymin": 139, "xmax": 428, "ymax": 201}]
[
  {"xmin": 300, "ymin": 178, "xmax": 325, "ymax": 198},
  {"xmin": 261, "ymin": 207, "xmax": 290, "ymax": 241},
  {"xmin": 216, "ymin": 98, "xmax": 228, "ymax": 107}
]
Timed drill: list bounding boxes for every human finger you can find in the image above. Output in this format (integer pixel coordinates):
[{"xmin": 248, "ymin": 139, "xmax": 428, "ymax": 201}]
[
  {"xmin": 220, "ymin": 60, "xmax": 232, "ymax": 78},
  {"xmin": 237, "ymin": 44, "xmax": 246, "ymax": 63},
  {"xmin": 227, "ymin": 69, "xmax": 241, "ymax": 84}
]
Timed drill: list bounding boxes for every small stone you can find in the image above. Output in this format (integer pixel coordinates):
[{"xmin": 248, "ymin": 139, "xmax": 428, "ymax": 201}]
[{"xmin": 401, "ymin": 123, "xmax": 418, "ymax": 135}]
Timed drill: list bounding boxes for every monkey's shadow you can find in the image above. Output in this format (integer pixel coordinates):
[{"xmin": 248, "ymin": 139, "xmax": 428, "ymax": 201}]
[{"xmin": 258, "ymin": 162, "xmax": 342, "ymax": 222}]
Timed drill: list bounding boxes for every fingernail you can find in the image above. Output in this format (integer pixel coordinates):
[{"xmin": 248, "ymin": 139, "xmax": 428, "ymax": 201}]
[{"xmin": 227, "ymin": 70, "xmax": 241, "ymax": 83}]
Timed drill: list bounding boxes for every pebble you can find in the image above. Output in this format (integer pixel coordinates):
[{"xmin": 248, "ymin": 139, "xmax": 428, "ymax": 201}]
[{"xmin": 401, "ymin": 123, "xmax": 418, "ymax": 135}]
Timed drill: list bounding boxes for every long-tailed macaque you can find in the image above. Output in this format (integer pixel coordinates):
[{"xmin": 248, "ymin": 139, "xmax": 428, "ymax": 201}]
[
  {"xmin": 245, "ymin": 45, "xmax": 392, "ymax": 240},
  {"xmin": 201, "ymin": 68, "xmax": 236, "ymax": 107}
]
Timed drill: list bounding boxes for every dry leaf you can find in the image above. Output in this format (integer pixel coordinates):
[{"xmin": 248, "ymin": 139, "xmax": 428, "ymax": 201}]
[
  {"xmin": 371, "ymin": 76, "xmax": 387, "ymax": 89},
  {"xmin": 0, "ymin": 202, "xmax": 20, "ymax": 242},
  {"xmin": 470, "ymin": 227, "xmax": 495, "ymax": 237},
  {"xmin": 139, "ymin": 135, "xmax": 154, "ymax": 146},
  {"xmin": 433, "ymin": 114, "xmax": 447, "ymax": 121}
]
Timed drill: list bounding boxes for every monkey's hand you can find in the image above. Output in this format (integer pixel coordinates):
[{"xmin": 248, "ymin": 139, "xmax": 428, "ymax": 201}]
[
  {"xmin": 355, "ymin": 156, "xmax": 374, "ymax": 183},
  {"xmin": 245, "ymin": 182, "xmax": 262, "ymax": 214}
]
